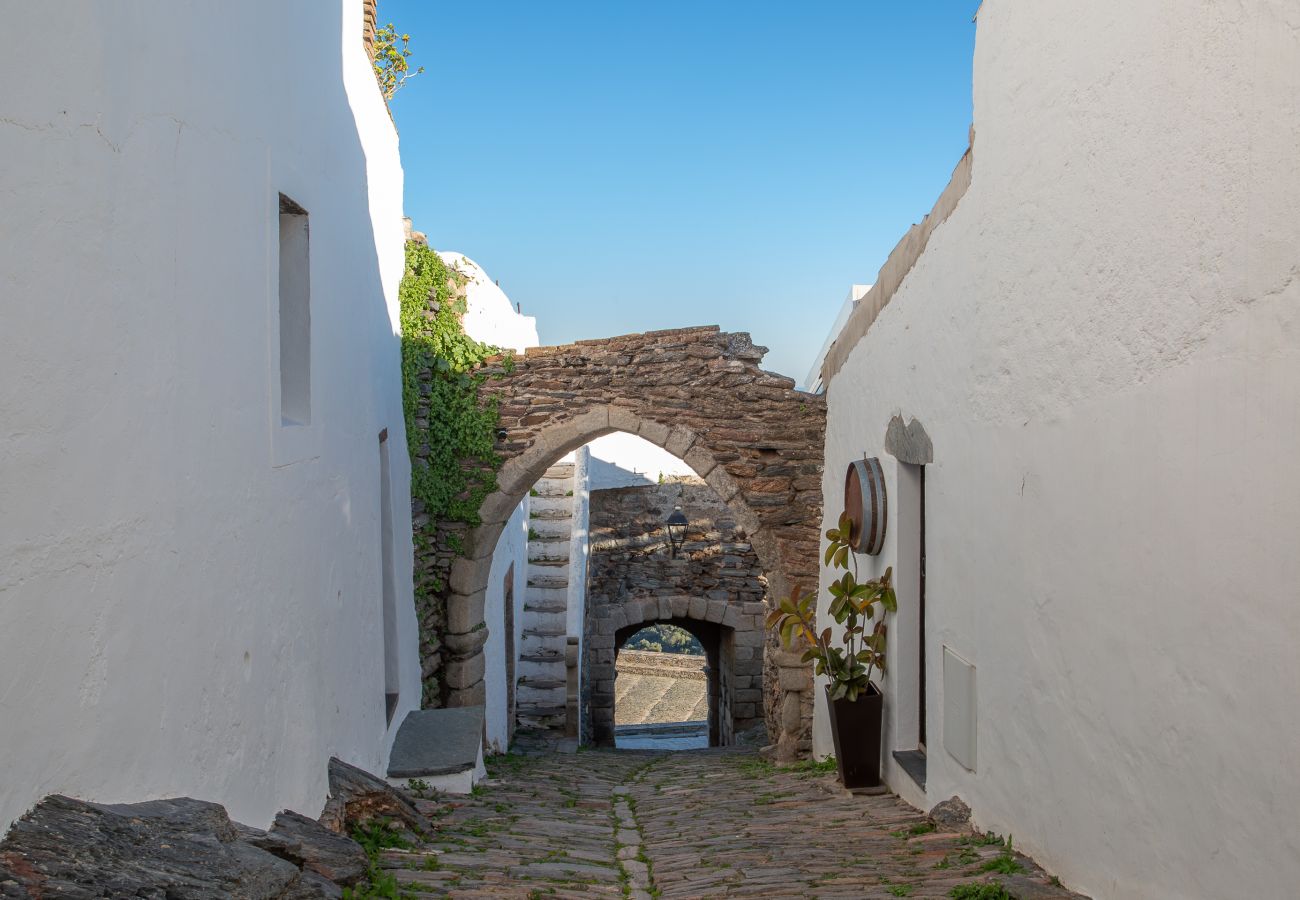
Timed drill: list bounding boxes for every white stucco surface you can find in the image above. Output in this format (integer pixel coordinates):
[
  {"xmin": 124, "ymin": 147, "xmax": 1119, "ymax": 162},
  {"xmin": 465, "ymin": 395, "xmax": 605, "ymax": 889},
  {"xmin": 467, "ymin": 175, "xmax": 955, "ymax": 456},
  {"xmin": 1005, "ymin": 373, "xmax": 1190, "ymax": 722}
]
[
  {"xmin": 567, "ymin": 446, "xmax": 592, "ymax": 717},
  {"xmin": 0, "ymin": 2, "xmax": 419, "ymax": 830},
  {"xmin": 587, "ymin": 432, "xmax": 695, "ymax": 490},
  {"xmin": 817, "ymin": 2, "xmax": 1300, "ymax": 897},
  {"xmin": 481, "ymin": 502, "xmax": 529, "ymax": 753},
  {"xmin": 439, "ymin": 252, "xmax": 539, "ymax": 354},
  {"xmin": 803, "ymin": 284, "xmax": 869, "ymax": 393}
]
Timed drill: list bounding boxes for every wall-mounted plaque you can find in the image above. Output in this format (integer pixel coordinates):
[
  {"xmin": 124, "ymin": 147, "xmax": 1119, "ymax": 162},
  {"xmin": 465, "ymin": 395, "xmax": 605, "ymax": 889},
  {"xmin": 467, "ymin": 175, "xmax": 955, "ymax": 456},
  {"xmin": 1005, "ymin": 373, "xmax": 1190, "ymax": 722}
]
[{"xmin": 844, "ymin": 457, "xmax": 887, "ymax": 555}]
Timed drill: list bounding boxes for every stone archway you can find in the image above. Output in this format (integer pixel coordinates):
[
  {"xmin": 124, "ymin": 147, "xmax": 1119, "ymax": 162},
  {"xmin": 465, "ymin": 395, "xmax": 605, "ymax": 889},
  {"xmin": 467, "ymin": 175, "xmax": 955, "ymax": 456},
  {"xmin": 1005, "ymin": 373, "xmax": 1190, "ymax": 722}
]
[
  {"xmin": 599, "ymin": 609, "xmax": 744, "ymax": 749},
  {"xmin": 441, "ymin": 326, "xmax": 824, "ymax": 758}
]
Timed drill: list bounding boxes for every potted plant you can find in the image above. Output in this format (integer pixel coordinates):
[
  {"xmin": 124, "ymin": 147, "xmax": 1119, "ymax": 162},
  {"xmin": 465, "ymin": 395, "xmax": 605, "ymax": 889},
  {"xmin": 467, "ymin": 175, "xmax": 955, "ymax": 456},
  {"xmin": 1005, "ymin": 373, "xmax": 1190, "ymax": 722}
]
[{"xmin": 767, "ymin": 511, "xmax": 896, "ymax": 789}]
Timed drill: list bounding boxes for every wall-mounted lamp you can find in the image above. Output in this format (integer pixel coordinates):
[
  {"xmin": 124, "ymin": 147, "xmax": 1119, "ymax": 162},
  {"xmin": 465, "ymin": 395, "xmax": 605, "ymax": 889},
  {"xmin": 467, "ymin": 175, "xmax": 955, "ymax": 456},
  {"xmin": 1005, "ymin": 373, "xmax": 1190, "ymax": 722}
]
[{"xmin": 665, "ymin": 505, "xmax": 689, "ymax": 558}]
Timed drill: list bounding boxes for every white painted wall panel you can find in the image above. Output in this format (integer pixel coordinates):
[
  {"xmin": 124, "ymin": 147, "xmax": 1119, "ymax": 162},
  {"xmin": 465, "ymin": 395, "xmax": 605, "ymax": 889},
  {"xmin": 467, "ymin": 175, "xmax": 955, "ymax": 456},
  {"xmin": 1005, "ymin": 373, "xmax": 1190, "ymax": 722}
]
[
  {"xmin": 0, "ymin": 0, "xmax": 417, "ymax": 830},
  {"xmin": 817, "ymin": 2, "xmax": 1300, "ymax": 896}
]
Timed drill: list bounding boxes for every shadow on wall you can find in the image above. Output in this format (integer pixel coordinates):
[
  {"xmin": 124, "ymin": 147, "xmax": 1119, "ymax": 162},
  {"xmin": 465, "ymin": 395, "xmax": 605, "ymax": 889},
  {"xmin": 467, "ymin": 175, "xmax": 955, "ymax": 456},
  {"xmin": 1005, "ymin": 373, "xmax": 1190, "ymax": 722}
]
[{"xmin": 588, "ymin": 456, "xmax": 656, "ymax": 489}]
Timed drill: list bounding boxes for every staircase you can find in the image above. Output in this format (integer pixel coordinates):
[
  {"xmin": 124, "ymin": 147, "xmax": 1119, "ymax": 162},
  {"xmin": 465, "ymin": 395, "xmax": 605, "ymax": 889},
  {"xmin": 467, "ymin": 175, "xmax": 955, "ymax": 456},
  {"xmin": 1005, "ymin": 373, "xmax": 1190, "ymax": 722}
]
[{"xmin": 516, "ymin": 462, "xmax": 575, "ymax": 729}]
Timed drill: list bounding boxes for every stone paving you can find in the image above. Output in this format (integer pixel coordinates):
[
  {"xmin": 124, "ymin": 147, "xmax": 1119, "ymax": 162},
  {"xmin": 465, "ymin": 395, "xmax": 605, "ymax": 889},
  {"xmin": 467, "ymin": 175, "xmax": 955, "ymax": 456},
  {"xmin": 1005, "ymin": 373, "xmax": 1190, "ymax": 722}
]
[{"xmin": 375, "ymin": 740, "xmax": 1083, "ymax": 899}]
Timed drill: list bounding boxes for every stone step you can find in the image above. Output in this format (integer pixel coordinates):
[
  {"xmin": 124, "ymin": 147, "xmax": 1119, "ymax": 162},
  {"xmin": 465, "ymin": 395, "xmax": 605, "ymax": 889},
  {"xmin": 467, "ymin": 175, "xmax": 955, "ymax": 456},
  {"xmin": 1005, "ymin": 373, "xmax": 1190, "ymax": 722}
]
[
  {"xmin": 517, "ymin": 684, "xmax": 566, "ymax": 705},
  {"xmin": 521, "ymin": 638, "xmax": 567, "ymax": 660},
  {"xmin": 528, "ymin": 562, "xmax": 570, "ymax": 583},
  {"xmin": 516, "ymin": 704, "xmax": 567, "ymax": 722},
  {"xmin": 517, "ymin": 676, "xmax": 566, "ymax": 691},
  {"xmin": 518, "ymin": 658, "xmax": 565, "ymax": 680},
  {"xmin": 530, "ymin": 496, "xmax": 572, "ymax": 517},
  {"xmin": 528, "ymin": 506, "xmax": 573, "ymax": 521},
  {"xmin": 543, "ymin": 463, "xmax": 574, "ymax": 480},
  {"xmin": 527, "ymin": 530, "xmax": 571, "ymax": 544},
  {"xmin": 530, "ymin": 478, "xmax": 573, "ymax": 499},
  {"xmin": 527, "ymin": 547, "xmax": 570, "ymax": 565},
  {"xmin": 524, "ymin": 624, "xmax": 567, "ymax": 639},
  {"xmin": 527, "ymin": 533, "xmax": 569, "ymax": 556},
  {"xmin": 523, "ymin": 608, "xmax": 566, "ymax": 633},
  {"xmin": 527, "ymin": 574, "xmax": 568, "ymax": 591},
  {"xmin": 524, "ymin": 596, "xmax": 567, "ymax": 615},
  {"xmin": 519, "ymin": 649, "xmax": 564, "ymax": 665}
]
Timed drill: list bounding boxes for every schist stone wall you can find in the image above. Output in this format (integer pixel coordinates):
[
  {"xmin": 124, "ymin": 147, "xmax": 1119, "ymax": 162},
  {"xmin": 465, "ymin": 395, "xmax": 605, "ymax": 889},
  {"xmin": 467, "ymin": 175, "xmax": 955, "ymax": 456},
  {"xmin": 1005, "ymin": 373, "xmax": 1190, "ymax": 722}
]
[
  {"xmin": 441, "ymin": 325, "xmax": 825, "ymax": 759},
  {"xmin": 582, "ymin": 482, "xmax": 768, "ymax": 745}
]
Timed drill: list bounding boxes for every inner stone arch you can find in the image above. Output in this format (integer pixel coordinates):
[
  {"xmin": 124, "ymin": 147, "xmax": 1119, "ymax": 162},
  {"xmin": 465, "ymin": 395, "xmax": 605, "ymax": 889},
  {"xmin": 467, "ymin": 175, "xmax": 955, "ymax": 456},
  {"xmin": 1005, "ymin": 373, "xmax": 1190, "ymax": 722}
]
[
  {"xmin": 609, "ymin": 616, "xmax": 732, "ymax": 748},
  {"xmin": 436, "ymin": 326, "xmax": 824, "ymax": 759}
]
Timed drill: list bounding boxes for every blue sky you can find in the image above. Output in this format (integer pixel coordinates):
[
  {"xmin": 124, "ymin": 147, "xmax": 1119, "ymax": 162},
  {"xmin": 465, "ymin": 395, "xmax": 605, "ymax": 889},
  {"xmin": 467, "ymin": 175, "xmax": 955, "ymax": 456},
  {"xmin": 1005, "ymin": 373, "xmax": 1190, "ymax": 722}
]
[{"xmin": 387, "ymin": 2, "xmax": 980, "ymax": 386}]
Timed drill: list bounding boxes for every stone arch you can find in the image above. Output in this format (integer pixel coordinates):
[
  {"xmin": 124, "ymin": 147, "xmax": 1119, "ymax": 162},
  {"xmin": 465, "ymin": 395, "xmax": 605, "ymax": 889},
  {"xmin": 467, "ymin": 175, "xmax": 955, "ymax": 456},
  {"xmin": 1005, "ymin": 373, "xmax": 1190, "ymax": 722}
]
[
  {"xmin": 439, "ymin": 326, "xmax": 824, "ymax": 759},
  {"xmin": 604, "ymin": 610, "xmax": 739, "ymax": 749}
]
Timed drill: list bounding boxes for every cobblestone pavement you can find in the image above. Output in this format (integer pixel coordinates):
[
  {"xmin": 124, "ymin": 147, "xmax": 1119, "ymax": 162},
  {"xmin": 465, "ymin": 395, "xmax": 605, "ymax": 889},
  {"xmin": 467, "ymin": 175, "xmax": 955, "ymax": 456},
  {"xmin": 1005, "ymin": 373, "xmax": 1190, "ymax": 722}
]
[{"xmin": 377, "ymin": 743, "xmax": 1084, "ymax": 899}]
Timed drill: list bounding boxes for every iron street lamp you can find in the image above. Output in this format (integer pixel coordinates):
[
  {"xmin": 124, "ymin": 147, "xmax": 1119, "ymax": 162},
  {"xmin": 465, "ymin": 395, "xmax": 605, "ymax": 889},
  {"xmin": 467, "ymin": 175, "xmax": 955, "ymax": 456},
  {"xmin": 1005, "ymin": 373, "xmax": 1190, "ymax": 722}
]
[{"xmin": 665, "ymin": 505, "xmax": 689, "ymax": 558}]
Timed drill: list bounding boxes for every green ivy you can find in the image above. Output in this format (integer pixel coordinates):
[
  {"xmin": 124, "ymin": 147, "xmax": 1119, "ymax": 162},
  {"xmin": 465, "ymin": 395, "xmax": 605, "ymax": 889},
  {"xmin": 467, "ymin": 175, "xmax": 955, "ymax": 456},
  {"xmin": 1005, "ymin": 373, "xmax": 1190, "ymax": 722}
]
[{"xmin": 399, "ymin": 241, "xmax": 505, "ymax": 528}]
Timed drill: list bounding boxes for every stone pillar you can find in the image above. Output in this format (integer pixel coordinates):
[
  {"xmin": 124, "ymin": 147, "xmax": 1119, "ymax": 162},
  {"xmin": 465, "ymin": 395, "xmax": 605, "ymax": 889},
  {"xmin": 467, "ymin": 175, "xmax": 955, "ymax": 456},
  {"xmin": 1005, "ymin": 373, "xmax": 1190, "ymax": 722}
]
[{"xmin": 772, "ymin": 648, "xmax": 813, "ymax": 761}]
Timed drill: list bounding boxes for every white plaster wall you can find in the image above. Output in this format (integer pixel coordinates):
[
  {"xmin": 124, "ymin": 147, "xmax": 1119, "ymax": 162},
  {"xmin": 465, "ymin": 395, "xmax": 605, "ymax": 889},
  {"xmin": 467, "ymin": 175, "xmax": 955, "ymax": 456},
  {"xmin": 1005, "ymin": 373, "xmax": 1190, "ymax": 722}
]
[
  {"xmin": 0, "ymin": 1, "xmax": 418, "ymax": 831},
  {"xmin": 817, "ymin": 2, "xmax": 1300, "ymax": 897},
  {"xmin": 568, "ymin": 446, "xmax": 592, "ymax": 645},
  {"xmin": 481, "ymin": 500, "xmax": 529, "ymax": 753},
  {"xmin": 587, "ymin": 432, "xmax": 694, "ymax": 489},
  {"xmin": 803, "ymin": 284, "xmax": 870, "ymax": 393},
  {"xmin": 440, "ymin": 252, "xmax": 539, "ymax": 353}
]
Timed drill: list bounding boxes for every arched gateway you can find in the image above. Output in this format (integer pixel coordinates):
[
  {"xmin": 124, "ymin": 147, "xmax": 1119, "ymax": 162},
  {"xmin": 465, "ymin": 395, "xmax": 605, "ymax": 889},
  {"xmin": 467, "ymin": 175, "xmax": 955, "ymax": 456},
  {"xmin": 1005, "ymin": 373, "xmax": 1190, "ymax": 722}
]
[{"xmin": 443, "ymin": 326, "xmax": 824, "ymax": 758}]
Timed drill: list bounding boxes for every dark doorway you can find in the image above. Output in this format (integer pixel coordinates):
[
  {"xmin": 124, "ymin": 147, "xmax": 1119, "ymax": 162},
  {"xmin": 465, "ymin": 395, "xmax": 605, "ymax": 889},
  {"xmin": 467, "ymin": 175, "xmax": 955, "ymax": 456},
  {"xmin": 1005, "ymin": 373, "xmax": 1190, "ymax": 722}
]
[{"xmin": 918, "ymin": 467, "xmax": 927, "ymax": 749}]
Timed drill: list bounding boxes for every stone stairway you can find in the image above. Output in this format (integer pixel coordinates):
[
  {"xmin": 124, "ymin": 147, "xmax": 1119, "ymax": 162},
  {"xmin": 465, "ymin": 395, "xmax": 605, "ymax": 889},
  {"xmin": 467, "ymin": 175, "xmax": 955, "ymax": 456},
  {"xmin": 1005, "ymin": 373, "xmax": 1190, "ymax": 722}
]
[{"xmin": 516, "ymin": 462, "xmax": 575, "ymax": 730}]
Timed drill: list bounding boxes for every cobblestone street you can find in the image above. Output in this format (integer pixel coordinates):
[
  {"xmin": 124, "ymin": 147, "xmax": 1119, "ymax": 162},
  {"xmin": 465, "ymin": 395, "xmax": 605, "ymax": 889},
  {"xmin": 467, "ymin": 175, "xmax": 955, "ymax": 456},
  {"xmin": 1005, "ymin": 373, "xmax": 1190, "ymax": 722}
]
[{"xmin": 378, "ymin": 742, "xmax": 1082, "ymax": 899}]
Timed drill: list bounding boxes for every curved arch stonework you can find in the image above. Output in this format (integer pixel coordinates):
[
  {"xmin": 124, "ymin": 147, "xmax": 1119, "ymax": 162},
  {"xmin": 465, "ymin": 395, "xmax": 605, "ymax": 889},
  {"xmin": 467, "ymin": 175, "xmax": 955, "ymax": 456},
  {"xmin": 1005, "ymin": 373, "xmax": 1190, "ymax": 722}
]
[
  {"xmin": 441, "ymin": 326, "xmax": 824, "ymax": 758},
  {"xmin": 597, "ymin": 605, "xmax": 749, "ymax": 748}
]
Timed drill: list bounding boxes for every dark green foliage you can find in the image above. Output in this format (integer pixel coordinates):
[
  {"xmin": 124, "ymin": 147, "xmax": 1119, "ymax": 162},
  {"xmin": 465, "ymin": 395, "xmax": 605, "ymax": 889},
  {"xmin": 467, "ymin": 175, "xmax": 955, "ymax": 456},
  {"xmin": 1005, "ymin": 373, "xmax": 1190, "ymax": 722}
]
[
  {"xmin": 980, "ymin": 836, "xmax": 1025, "ymax": 875},
  {"xmin": 400, "ymin": 241, "xmax": 505, "ymax": 528},
  {"xmin": 344, "ymin": 819, "xmax": 416, "ymax": 899},
  {"xmin": 768, "ymin": 511, "xmax": 897, "ymax": 701},
  {"xmin": 949, "ymin": 884, "xmax": 1011, "ymax": 900},
  {"xmin": 623, "ymin": 624, "xmax": 704, "ymax": 655}
]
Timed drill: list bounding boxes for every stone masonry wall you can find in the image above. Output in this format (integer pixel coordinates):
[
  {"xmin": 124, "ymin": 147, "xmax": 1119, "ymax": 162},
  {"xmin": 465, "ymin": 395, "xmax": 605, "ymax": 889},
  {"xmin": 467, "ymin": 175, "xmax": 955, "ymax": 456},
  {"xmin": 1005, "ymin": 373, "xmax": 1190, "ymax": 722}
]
[
  {"xmin": 441, "ymin": 326, "xmax": 824, "ymax": 760},
  {"xmin": 583, "ymin": 482, "xmax": 767, "ymax": 743}
]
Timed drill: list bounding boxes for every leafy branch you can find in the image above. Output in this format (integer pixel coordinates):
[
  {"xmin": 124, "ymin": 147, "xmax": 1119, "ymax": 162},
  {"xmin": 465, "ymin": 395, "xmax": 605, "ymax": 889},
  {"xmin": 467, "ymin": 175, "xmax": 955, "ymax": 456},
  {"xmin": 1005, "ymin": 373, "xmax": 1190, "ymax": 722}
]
[
  {"xmin": 767, "ymin": 511, "xmax": 897, "ymax": 702},
  {"xmin": 373, "ymin": 23, "xmax": 424, "ymax": 101}
]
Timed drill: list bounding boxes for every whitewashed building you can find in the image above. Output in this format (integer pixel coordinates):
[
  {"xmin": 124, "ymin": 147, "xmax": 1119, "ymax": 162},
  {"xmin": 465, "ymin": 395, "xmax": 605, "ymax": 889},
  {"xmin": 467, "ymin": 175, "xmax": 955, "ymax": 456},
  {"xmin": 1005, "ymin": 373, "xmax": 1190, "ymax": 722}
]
[
  {"xmin": 0, "ymin": 1, "xmax": 418, "ymax": 831},
  {"xmin": 815, "ymin": 2, "xmax": 1300, "ymax": 898}
]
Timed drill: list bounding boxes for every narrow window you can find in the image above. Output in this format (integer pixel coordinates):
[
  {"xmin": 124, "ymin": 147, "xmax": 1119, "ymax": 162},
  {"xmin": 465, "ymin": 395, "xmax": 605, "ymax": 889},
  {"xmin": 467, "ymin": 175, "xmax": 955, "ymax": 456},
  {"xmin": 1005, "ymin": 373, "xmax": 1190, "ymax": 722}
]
[
  {"xmin": 278, "ymin": 194, "xmax": 311, "ymax": 426},
  {"xmin": 379, "ymin": 429, "xmax": 400, "ymax": 724}
]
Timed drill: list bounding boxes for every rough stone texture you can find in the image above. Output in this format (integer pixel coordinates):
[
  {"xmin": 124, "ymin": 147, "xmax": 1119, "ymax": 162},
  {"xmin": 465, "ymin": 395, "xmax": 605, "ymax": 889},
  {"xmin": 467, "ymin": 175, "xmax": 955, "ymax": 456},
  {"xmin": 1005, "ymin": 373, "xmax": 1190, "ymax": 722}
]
[
  {"xmin": 884, "ymin": 414, "xmax": 935, "ymax": 465},
  {"xmin": 381, "ymin": 739, "xmax": 1085, "ymax": 898},
  {"xmin": 426, "ymin": 325, "xmax": 823, "ymax": 759},
  {"xmin": 247, "ymin": 811, "xmax": 368, "ymax": 887},
  {"xmin": 0, "ymin": 796, "xmax": 341, "ymax": 899},
  {"xmin": 386, "ymin": 706, "xmax": 483, "ymax": 778},
  {"xmin": 583, "ymin": 482, "xmax": 767, "ymax": 745},
  {"xmin": 318, "ymin": 757, "xmax": 430, "ymax": 837},
  {"xmin": 929, "ymin": 794, "xmax": 974, "ymax": 830}
]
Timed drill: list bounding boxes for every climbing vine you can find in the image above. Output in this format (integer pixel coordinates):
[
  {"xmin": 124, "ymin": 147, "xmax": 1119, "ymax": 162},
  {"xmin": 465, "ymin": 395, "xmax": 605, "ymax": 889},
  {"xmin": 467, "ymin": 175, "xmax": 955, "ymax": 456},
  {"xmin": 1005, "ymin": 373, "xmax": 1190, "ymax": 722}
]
[
  {"xmin": 399, "ymin": 240, "xmax": 511, "ymax": 704},
  {"xmin": 399, "ymin": 241, "xmax": 504, "ymax": 530}
]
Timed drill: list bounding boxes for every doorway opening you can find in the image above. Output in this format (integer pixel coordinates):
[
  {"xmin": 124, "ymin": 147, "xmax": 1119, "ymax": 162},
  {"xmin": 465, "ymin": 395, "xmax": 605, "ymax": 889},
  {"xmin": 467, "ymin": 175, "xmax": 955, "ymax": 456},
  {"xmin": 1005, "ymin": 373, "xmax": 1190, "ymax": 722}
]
[
  {"xmin": 891, "ymin": 460, "xmax": 928, "ymax": 789},
  {"xmin": 611, "ymin": 617, "xmax": 734, "ymax": 750},
  {"xmin": 614, "ymin": 623, "xmax": 708, "ymax": 749}
]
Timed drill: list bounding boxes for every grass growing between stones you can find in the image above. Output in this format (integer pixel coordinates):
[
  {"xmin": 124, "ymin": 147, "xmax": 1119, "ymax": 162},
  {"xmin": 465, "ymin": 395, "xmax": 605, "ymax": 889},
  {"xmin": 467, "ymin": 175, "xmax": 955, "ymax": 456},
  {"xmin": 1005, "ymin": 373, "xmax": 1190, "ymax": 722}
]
[
  {"xmin": 344, "ymin": 819, "xmax": 417, "ymax": 900},
  {"xmin": 950, "ymin": 884, "xmax": 1012, "ymax": 900}
]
